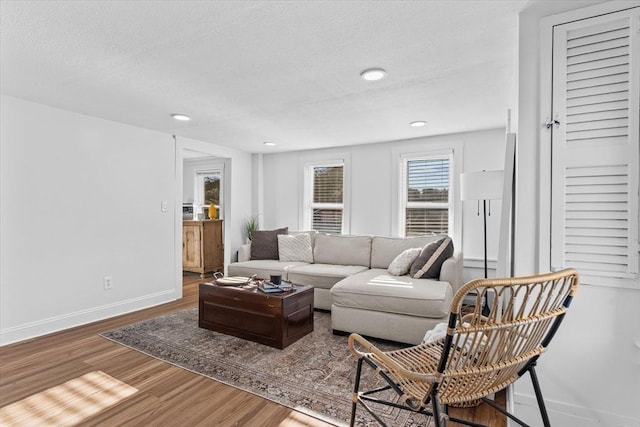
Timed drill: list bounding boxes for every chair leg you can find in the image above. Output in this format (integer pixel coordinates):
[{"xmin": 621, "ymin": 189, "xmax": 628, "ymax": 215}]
[
  {"xmin": 480, "ymin": 396, "xmax": 531, "ymax": 427},
  {"xmin": 529, "ymin": 365, "xmax": 551, "ymax": 427},
  {"xmin": 349, "ymin": 358, "xmax": 364, "ymax": 427},
  {"xmin": 431, "ymin": 389, "xmax": 443, "ymax": 427}
]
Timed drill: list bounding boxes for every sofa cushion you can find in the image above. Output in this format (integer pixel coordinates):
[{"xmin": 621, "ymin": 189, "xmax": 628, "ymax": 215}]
[
  {"xmin": 250, "ymin": 227, "xmax": 288, "ymax": 260},
  {"xmin": 331, "ymin": 269, "xmax": 452, "ymax": 318},
  {"xmin": 278, "ymin": 233, "xmax": 313, "ymax": 262},
  {"xmin": 227, "ymin": 260, "xmax": 309, "ymax": 280},
  {"xmin": 313, "ymin": 234, "xmax": 372, "ymax": 267},
  {"xmin": 370, "ymin": 235, "xmax": 440, "ymax": 269},
  {"xmin": 287, "ymin": 264, "xmax": 369, "ymax": 290},
  {"xmin": 410, "ymin": 236, "xmax": 454, "ymax": 279},
  {"xmin": 387, "ymin": 247, "xmax": 422, "ymax": 276}
]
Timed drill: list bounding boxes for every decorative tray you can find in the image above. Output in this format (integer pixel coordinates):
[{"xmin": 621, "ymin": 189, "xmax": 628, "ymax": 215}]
[{"xmin": 214, "ymin": 276, "xmax": 253, "ymax": 286}]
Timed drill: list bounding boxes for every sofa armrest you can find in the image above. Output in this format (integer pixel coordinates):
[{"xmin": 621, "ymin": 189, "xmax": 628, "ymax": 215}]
[
  {"xmin": 440, "ymin": 251, "xmax": 463, "ymax": 294},
  {"xmin": 237, "ymin": 243, "xmax": 251, "ymax": 262}
]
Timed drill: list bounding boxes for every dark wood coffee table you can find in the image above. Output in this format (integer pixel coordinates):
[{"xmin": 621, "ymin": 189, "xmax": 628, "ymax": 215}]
[{"xmin": 198, "ymin": 281, "xmax": 314, "ymax": 349}]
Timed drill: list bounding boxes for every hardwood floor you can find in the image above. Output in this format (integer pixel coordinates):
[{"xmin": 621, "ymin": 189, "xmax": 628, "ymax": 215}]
[{"xmin": 0, "ymin": 275, "xmax": 505, "ymax": 426}]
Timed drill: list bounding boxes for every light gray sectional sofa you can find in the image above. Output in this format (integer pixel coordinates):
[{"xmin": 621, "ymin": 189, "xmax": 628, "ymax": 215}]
[{"xmin": 227, "ymin": 231, "xmax": 463, "ymax": 344}]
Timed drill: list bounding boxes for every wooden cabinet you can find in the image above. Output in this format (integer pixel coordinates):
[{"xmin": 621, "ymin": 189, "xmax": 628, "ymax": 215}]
[{"xmin": 183, "ymin": 220, "xmax": 223, "ymax": 277}]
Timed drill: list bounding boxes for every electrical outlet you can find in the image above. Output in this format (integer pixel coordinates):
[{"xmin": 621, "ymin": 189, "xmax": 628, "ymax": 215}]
[{"xmin": 104, "ymin": 276, "xmax": 113, "ymax": 290}]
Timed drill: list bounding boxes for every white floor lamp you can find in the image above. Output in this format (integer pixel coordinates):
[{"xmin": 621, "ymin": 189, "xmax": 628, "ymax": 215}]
[{"xmin": 460, "ymin": 170, "xmax": 504, "ymax": 279}]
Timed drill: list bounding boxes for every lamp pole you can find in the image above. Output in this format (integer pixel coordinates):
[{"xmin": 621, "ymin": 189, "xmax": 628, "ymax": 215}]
[
  {"xmin": 460, "ymin": 169, "xmax": 503, "ymax": 315},
  {"xmin": 483, "ymin": 199, "xmax": 488, "ymax": 279},
  {"xmin": 482, "ymin": 198, "xmax": 490, "ymax": 315}
]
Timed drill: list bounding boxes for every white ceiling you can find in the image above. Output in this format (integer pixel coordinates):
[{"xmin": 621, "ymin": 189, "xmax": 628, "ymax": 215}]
[{"xmin": 1, "ymin": 0, "xmax": 532, "ymax": 154}]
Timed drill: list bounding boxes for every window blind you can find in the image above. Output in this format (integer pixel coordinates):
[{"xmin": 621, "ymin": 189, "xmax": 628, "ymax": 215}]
[
  {"xmin": 313, "ymin": 166, "xmax": 343, "ymax": 203},
  {"xmin": 407, "ymin": 159, "xmax": 449, "ymax": 203},
  {"xmin": 312, "ymin": 165, "xmax": 344, "ymax": 234},
  {"xmin": 312, "ymin": 209, "xmax": 342, "ymax": 234},
  {"xmin": 404, "ymin": 158, "xmax": 450, "ymax": 236},
  {"xmin": 551, "ymin": 9, "xmax": 639, "ymax": 287}
]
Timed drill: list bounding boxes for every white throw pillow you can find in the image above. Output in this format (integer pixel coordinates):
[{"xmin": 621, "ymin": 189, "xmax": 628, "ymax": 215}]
[
  {"xmin": 387, "ymin": 247, "xmax": 422, "ymax": 276},
  {"xmin": 278, "ymin": 233, "xmax": 313, "ymax": 263},
  {"xmin": 423, "ymin": 322, "xmax": 448, "ymax": 343},
  {"xmin": 423, "ymin": 322, "xmax": 488, "ymax": 356}
]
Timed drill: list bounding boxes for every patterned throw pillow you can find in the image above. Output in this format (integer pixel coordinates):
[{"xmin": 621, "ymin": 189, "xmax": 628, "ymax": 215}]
[
  {"xmin": 250, "ymin": 227, "xmax": 288, "ymax": 260},
  {"xmin": 387, "ymin": 247, "xmax": 422, "ymax": 276},
  {"xmin": 410, "ymin": 236, "xmax": 454, "ymax": 279},
  {"xmin": 278, "ymin": 233, "xmax": 313, "ymax": 263}
]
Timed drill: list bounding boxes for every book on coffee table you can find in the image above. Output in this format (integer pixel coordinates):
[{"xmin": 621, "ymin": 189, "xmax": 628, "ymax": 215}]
[{"xmin": 258, "ymin": 282, "xmax": 293, "ymax": 293}]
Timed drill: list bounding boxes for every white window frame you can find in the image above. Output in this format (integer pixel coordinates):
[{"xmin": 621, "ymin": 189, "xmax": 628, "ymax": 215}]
[
  {"xmin": 194, "ymin": 168, "xmax": 223, "ymax": 219},
  {"xmin": 398, "ymin": 151, "xmax": 454, "ymax": 238},
  {"xmin": 302, "ymin": 159, "xmax": 349, "ymax": 234}
]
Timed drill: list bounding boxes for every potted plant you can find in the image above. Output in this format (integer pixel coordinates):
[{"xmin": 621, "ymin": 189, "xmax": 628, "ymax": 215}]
[{"xmin": 244, "ymin": 215, "xmax": 259, "ymax": 242}]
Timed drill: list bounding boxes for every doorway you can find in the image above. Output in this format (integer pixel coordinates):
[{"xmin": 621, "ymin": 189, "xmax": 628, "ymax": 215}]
[{"xmin": 174, "ymin": 142, "xmax": 231, "ymax": 297}]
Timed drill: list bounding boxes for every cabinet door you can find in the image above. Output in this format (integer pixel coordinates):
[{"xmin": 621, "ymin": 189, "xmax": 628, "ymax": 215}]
[
  {"xmin": 210, "ymin": 220, "xmax": 224, "ymax": 268},
  {"xmin": 202, "ymin": 220, "xmax": 224, "ymax": 271},
  {"xmin": 182, "ymin": 224, "xmax": 202, "ymax": 268},
  {"xmin": 550, "ymin": 8, "xmax": 639, "ymax": 288}
]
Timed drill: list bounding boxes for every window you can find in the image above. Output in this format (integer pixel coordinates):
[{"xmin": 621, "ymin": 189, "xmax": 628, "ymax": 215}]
[
  {"xmin": 194, "ymin": 169, "xmax": 222, "ymax": 218},
  {"xmin": 400, "ymin": 154, "xmax": 453, "ymax": 237},
  {"xmin": 304, "ymin": 162, "xmax": 344, "ymax": 234}
]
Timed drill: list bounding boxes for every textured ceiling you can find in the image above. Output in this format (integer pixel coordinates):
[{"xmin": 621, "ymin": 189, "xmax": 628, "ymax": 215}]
[{"xmin": 1, "ymin": 1, "xmax": 531, "ymax": 153}]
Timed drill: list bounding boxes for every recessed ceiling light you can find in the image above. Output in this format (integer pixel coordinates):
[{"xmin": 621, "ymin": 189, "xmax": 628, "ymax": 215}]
[
  {"xmin": 171, "ymin": 113, "xmax": 191, "ymax": 121},
  {"xmin": 263, "ymin": 141, "xmax": 276, "ymax": 146},
  {"xmin": 410, "ymin": 121, "xmax": 427, "ymax": 127},
  {"xmin": 360, "ymin": 68, "xmax": 386, "ymax": 81}
]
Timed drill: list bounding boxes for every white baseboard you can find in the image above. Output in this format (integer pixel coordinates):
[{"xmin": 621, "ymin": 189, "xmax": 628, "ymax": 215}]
[
  {"xmin": 0, "ymin": 289, "xmax": 178, "ymax": 346},
  {"xmin": 512, "ymin": 392, "xmax": 640, "ymax": 427}
]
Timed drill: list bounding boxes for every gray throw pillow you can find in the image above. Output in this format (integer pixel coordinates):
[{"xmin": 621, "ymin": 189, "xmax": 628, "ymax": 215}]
[
  {"xmin": 250, "ymin": 227, "xmax": 288, "ymax": 260},
  {"xmin": 410, "ymin": 236, "xmax": 454, "ymax": 279}
]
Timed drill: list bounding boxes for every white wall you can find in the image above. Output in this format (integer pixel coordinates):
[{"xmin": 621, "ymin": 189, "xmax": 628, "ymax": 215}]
[
  {"xmin": 0, "ymin": 95, "xmax": 254, "ymax": 345},
  {"xmin": 261, "ymin": 128, "xmax": 507, "ymax": 278},
  {"xmin": 515, "ymin": 2, "xmax": 640, "ymax": 426},
  {"xmin": 182, "ymin": 160, "xmax": 198, "ymax": 204},
  {"xmin": 0, "ymin": 95, "xmax": 178, "ymax": 345}
]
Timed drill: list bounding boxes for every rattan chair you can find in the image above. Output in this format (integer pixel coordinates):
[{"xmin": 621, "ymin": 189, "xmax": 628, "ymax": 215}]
[{"xmin": 348, "ymin": 268, "xmax": 579, "ymax": 427}]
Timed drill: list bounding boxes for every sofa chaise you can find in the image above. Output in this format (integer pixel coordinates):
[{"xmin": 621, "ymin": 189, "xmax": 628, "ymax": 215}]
[{"xmin": 227, "ymin": 231, "xmax": 463, "ymax": 344}]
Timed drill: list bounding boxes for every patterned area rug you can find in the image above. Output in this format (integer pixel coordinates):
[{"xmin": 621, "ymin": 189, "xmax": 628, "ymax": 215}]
[{"xmin": 101, "ymin": 308, "xmax": 433, "ymax": 426}]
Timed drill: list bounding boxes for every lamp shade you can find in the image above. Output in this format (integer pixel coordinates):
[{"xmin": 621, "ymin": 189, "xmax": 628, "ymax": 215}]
[{"xmin": 460, "ymin": 170, "xmax": 504, "ymax": 201}]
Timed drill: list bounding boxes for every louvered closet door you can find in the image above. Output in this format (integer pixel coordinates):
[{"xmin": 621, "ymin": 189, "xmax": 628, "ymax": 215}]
[{"xmin": 551, "ymin": 7, "xmax": 639, "ymax": 288}]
